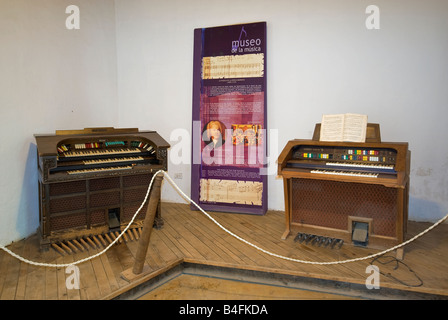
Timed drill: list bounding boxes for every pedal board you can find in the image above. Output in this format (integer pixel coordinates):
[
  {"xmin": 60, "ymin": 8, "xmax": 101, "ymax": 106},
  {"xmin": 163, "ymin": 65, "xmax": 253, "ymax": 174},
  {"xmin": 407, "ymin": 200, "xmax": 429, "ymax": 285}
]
[
  {"xmin": 294, "ymin": 232, "xmax": 344, "ymax": 249},
  {"xmin": 50, "ymin": 227, "xmax": 143, "ymax": 255}
]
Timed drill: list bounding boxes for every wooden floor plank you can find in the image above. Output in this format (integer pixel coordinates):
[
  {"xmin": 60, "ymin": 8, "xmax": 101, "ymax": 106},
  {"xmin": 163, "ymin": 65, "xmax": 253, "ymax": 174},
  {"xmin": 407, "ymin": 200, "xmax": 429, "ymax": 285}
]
[
  {"xmin": 0, "ymin": 240, "xmax": 25, "ymax": 299},
  {"xmin": 170, "ymin": 205, "xmax": 246, "ymax": 265},
  {"xmin": 0, "ymin": 202, "xmax": 447, "ymax": 300},
  {"xmin": 61, "ymin": 248, "xmax": 82, "ymax": 300},
  {"xmin": 168, "ymin": 211, "xmax": 224, "ymax": 262},
  {"xmin": 43, "ymin": 248, "xmax": 59, "ymax": 300},
  {"xmin": 76, "ymin": 249, "xmax": 100, "ymax": 300},
  {"xmin": 22, "ymin": 236, "xmax": 47, "ymax": 300},
  {"xmin": 207, "ymin": 209, "xmax": 357, "ymax": 279},
  {"xmin": 105, "ymin": 245, "xmax": 132, "ymax": 289},
  {"xmin": 151, "ymin": 230, "xmax": 184, "ymax": 264},
  {"xmin": 14, "ymin": 238, "xmax": 31, "ymax": 300},
  {"xmin": 100, "ymin": 251, "xmax": 120, "ymax": 293},
  {"xmin": 182, "ymin": 211, "xmax": 249, "ymax": 265},
  {"xmin": 54, "ymin": 255, "xmax": 68, "ymax": 300},
  {"xmin": 185, "ymin": 207, "xmax": 289, "ymax": 269},
  {"xmin": 153, "ymin": 224, "xmax": 194, "ymax": 261},
  {"xmin": 161, "ymin": 216, "xmax": 208, "ymax": 260},
  {"xmin": 90, "ymin": 254, "xmax": 112, "ymax": 298}
]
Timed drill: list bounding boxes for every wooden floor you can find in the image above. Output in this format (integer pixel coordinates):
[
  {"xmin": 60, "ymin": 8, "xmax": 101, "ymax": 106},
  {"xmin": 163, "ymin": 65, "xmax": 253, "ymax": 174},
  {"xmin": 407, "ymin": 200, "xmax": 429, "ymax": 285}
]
[{"xmin": 1, "ymin": 202, "xmax": 447, "ymax": 300}]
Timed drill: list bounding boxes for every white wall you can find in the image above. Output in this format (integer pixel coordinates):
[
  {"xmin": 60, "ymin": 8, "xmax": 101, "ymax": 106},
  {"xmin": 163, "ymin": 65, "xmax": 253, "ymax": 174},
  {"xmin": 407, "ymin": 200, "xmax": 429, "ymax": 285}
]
[
  {"xmin": 1, "ymin": 0, "xmax": 447, "ymax": 245},
  {"xmin": 0, "ymin": 0, "xmax": 118, "ymax": 245},
  {"xmin": 115, "ymin": 0, "xmax": 448, "ymax": 222}
]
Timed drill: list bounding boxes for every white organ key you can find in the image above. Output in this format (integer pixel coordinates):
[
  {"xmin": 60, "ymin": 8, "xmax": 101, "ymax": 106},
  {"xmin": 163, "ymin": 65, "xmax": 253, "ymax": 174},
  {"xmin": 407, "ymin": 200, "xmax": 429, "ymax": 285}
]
[
  {"xmin": 68, "ymin": 166, "xmax": 133, "ymax": 175},
  {"xmin": 83, "ymin": 156, "xmax": 144, "ymax": 165},
  {"xmin": 311, "ymin": 169, "xmax": 378, "ymax": 178},
  {"xmin": 327, "ymin": 162, "xmax": 393, "ymax": 170},
  {"xmin": 64, "ymin": 147, "xmax": 141, "ymax": 158}
]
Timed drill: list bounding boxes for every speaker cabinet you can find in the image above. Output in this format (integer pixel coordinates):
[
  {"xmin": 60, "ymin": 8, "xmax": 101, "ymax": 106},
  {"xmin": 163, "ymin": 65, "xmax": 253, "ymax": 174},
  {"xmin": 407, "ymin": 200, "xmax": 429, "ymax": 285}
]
[
  {"xmin": 38, "ymin": 173, "xmax": 156, "ymax": 249},
  {"xmin": 284, "ymin": 177, "xmax": 408, "ymax": 250}
]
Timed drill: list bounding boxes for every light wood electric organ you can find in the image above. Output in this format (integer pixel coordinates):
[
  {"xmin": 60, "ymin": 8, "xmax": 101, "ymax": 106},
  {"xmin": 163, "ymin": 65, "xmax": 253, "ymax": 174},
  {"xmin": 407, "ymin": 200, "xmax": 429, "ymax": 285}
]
[
  {"xmin": 35, "ymin": 127, "xmax": 170, "ymax": 251},
  {"xmin": 277, "ymin": 124, "xmax": 410, "ymax": 254}
]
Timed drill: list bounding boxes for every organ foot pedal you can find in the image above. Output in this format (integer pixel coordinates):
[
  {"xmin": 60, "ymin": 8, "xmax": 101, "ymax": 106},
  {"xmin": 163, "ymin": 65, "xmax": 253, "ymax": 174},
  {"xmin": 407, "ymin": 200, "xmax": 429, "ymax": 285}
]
[
  {"xmin": 294, "ymin": 232, "xmax": 344, "ymax": 249},
  {"xmin": 50, "ymin": 227, "xmax": 143, "ymax": 255}
]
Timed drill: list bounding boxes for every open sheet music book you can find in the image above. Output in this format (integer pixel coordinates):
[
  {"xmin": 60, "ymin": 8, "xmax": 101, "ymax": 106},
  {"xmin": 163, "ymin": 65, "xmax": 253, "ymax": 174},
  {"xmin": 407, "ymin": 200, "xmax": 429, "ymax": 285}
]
[{"xmin": 319, "ymin": 113, "xmax": 368, "ymax": 142}]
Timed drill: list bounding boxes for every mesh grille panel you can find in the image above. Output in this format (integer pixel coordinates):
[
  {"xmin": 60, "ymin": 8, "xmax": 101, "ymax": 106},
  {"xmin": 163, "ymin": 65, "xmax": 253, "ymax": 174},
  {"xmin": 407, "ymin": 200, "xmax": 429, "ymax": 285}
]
[
  {"xmin": 49, "ymin": 181, "xmax": 86, "ymax": 196},
  {"xmin": 123, "ymin": 204, "xmax": 148, "ymax": 222},
  {"xmin": 123, "ymin": 188, "xmax": 147, "ymax": 203},
  {"xmin": 91, "ymin": 209, "xmax": 106, "ymax": 226},
  {"xmin": 291, "ymin": 178, "xmax": 397, "ymax": 237},
  {"xmin": 123, "ymin": 174, "xmax": 152, "ymax": 188},
  {"xmin": 90, "ymin": 177, "xmax": 120, "ymax": 191},
  {"xmin": 50, "ymin": 195, "xmax": 86, "ymax": 213},
  {"xmin": 50, "ymin": 213, "xmax": 86, "ymax": 231},
  {"xmin": 90, "ymin": 191, "xmax": 121, "ymax": 208},
  {"xmin": 44, "ymin": 173, "xmax": 156, "ymax": 236}
]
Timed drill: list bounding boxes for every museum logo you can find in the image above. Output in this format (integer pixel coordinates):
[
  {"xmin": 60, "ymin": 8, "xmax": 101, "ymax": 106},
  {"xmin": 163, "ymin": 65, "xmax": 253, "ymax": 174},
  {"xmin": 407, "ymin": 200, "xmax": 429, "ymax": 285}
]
[{"xmin": 231, "ymin": 26, "xmax": 262, "ymax": 53}]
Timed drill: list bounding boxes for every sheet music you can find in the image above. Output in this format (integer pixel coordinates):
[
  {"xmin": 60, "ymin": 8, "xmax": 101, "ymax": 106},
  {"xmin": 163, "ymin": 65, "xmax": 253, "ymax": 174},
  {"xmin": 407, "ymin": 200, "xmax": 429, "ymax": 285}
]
[
  {"xmin": 202, "ymin": 54, "xmax": 265, "ymax": 79},
  {"xmin": 199, "ymin": 178, "xmax": 263, "ymax": 205},
  {"xmin": 320, "ymin": 113, "xmax": 367, "ymax": 142}
]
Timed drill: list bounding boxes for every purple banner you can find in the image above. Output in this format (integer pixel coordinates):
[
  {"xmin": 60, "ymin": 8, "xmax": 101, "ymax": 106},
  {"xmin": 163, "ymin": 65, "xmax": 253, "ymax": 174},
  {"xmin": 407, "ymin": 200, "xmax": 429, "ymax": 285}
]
[{"xmin": 191, "ymin": 22, "xmax": 267, "ymax": 215}]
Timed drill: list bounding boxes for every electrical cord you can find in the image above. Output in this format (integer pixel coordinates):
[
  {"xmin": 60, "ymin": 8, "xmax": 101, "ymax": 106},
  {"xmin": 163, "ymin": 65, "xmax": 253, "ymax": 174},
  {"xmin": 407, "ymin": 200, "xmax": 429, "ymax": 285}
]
[{"xmin": 370, "ymin": 255, "xmax": 424, "ymax": 287}]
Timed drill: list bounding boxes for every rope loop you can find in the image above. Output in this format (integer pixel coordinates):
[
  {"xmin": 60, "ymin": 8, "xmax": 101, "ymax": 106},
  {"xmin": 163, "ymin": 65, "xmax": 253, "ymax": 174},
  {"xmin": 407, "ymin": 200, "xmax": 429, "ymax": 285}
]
[{"xmin": 1, "ymin": 170, "xmax": 447, "ymax": 268}]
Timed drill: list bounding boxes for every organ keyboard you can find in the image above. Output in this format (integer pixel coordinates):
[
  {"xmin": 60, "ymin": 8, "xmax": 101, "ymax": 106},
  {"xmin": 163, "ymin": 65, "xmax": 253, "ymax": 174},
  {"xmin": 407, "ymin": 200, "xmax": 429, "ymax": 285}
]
[
  {"xmin": 277, "ymin": 124, "xmax": 410, "ymax": 255},
  {"xmin": 280, "ymin": 141, "xmax": 408, "ymax": 188},
  {"xmin": 36, "ymin": 127, "xmax": 167, "ymax": 182},
  {"xmin": 35, "ymin": 127, "xmax": 170, "ymax": 250}
]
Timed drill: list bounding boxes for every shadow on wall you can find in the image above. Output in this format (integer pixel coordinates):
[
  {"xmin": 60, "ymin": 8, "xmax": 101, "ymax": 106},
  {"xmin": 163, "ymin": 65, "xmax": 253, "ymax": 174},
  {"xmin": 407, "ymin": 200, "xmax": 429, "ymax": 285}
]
[
  {"xmin": 409, "ymin": 196, "xmax": 448, "ymax": 223},
  {"xmin": 16, "ymin": 143, "xmax": 40, "ymax": 240}
]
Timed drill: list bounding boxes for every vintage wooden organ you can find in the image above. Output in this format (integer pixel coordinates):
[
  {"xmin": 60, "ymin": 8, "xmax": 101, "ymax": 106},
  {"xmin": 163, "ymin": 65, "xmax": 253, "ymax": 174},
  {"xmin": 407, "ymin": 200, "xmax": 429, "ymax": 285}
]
[
  {"xmin": 277, "ymin": 124, "xmax": 410, "ymax": 254},
  {"xmin": 35, "ymin": 127, "xmax": 170, "ymax": 251}
]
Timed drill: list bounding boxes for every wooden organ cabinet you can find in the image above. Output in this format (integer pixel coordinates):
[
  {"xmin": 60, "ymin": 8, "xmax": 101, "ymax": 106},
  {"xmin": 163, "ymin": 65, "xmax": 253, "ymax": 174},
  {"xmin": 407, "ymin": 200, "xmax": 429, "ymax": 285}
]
[
  {"xmin": 277, "ymin": 124, "xmax": 410, "ymax": 256},
  {"xmin": 35, "ymin": 127, "xmax": 170, "ymax": 251}
]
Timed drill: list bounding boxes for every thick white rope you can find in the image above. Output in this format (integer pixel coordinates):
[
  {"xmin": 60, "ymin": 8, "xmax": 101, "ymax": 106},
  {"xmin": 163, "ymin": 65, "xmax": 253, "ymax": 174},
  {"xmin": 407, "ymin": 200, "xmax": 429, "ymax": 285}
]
[
  {"xmin": 1, "ymin": 170, "xmax": 447, "ymax": 268},
  {"xmin": 162, "ymin": 171, "xmax": 448, "ymax": 265}
]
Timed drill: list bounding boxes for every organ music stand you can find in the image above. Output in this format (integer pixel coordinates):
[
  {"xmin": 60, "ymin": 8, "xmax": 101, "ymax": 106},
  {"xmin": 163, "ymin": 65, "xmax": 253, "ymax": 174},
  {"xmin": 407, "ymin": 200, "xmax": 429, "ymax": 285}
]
[{"xmin": 312, "ymin": 123, "xmax": 381, "ymax": 143}]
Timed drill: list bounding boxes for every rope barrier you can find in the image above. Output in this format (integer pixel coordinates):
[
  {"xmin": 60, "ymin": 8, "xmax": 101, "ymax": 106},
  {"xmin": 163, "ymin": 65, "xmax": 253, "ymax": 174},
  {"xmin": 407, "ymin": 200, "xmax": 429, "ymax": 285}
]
[
  {"xmin": 1, "ymin": 170, "xmax": 447, "ymax": 268},
  {"xmin": 0, "ymin": 171, "xmax": 159, "ymax": 268}
]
